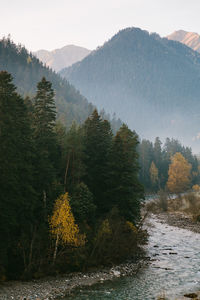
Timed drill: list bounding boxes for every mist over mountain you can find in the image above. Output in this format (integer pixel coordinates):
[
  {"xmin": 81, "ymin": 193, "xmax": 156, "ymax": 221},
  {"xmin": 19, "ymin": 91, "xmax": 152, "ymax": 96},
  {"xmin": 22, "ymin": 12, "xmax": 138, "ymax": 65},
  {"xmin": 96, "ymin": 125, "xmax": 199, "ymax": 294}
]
[
  {"xmin": 167, "ymin": 30, "xmax": 200, "ymax": 53},
  {"xmin": 60, "ymin": 27, "xmax": 200, "ymax": 151},
  {"xmin": 0, "ymin": 37, "xmax": 121, "ymax": 131},
  {"xmin": 34, "ymin": 45, "xmax": 91, "ymax": 72},
  {"xmin": 0, "ymin": 38, "xmax": 95, "ymax": 128}
]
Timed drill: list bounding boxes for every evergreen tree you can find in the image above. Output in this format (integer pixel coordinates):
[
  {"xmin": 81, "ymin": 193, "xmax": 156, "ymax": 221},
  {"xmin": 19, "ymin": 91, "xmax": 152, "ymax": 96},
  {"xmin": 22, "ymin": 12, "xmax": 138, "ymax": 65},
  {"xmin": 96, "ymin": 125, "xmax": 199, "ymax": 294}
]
[
  {"xmin": 107, "ymin": 125, "xmax": 144, "ymax": 222},
  {"xmin": 83, "ymin": 109, "xmax": 113, "ymax": 213},
  {"xmin": 34, "ymin": 77, "xmax": 56, "ymax": 134},
  {"xmin": 153, "ymin": 137, "xmax": 162, "ymax": 165},
  {"xmin": 70, "ymin": 182, "xmax": 96, "ymax": 225},
  {"xmin": 33, "ymin": 77, "xmax": 59, "ymax": 217},
  {"xmin": 63, "ymin": 122, "xmax": 85, "ymax": 193},
  {"xmin": 138, "ymin": 139, "xmax": 154, "ymax": 191}
]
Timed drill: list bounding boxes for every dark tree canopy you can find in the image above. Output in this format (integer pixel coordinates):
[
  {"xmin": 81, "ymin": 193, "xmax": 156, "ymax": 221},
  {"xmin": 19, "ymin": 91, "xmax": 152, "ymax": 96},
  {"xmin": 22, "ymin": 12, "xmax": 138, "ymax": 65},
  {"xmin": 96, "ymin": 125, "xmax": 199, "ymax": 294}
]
[{"xmin": 0, "ymin": 79, "xmax": 143, "ymax": 280}]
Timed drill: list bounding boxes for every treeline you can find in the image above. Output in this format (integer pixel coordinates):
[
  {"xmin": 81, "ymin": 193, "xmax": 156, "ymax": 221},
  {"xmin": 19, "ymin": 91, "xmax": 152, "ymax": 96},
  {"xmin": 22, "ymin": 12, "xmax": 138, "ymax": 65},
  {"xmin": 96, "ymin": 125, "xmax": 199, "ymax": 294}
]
[
  {"xmin": 0, "ymin": 71, "xmax": 144, "ymax": 280},
  {"xmin": 138, "ymin": 137, "xmax": 199, "ymax": 192}
]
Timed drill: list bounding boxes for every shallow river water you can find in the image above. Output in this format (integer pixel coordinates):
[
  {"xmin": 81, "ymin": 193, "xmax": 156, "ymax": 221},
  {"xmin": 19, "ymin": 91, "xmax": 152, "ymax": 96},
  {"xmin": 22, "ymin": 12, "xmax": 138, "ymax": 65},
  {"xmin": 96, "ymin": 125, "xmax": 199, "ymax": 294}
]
[{"xmin": 63, "ymin": 215, "xmax": 200, "ymax": 300}]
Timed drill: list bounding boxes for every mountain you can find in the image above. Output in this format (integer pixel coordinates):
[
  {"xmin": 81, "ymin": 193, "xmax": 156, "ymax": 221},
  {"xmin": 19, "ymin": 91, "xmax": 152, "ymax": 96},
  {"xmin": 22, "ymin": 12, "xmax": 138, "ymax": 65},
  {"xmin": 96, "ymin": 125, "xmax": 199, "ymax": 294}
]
[
  {"xmin": 34, "ymin": 45, "xmax": 91, "ymax": 72},
  {"xmin": 167, "ymin": 30, "xmax": 200, "ymax": 53},
  {"xmin": 0, "ymin": 37, "xmax": 95, "ymax": 129},
  {"xmin": 60, "ymin": 27, "xmax": 200, "ymax": 150},
  {"xmin": 0, "ymin": 37, "xmax": 121, "ymax": 131}
]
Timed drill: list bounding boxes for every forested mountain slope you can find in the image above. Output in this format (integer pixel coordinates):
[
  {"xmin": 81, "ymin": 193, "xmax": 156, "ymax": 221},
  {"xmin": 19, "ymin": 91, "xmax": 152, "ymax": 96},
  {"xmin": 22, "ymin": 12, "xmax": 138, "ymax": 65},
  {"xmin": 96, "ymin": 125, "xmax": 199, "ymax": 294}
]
[
  {"xmin": 0, "ymin": 37, "xmax": 95, "ymax": 128},
  {"xmin": 60, "ymin": 27, "xmax": 200, "ymax": 150},
  {"xmin": 0, "ymin": 37, "xmax": 121, "ymax": 130}
]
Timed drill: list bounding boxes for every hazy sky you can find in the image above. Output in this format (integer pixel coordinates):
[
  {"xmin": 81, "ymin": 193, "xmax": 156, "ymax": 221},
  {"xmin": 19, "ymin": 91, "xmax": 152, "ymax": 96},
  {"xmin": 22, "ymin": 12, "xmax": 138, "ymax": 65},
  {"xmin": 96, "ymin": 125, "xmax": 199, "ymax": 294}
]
[{"xmin": 1, "ymin": 0, "xmax": 200, "ymax": 51}]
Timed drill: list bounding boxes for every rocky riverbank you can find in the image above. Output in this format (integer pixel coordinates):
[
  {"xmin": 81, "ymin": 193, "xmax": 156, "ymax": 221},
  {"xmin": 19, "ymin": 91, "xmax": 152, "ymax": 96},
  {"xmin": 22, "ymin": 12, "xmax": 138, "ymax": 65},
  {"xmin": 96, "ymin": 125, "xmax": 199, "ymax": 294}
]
[
  {"xmin": 0, "ymin": 261, "xmax": 146, "ymax": 300},
  {"xmin": 156, "ymin": 212, "xmax": 200, "ymax": 234},
  {"xmin": 1, "ymin": 211, "xmax": 200, "ymax": 300}
]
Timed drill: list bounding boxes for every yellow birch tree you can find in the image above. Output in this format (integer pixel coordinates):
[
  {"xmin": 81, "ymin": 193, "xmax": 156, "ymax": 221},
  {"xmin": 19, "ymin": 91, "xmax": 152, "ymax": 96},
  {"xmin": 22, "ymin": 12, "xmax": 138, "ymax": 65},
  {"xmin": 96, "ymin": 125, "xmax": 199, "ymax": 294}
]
[
  {"xmin": 167, "ymin": 152, "xmax": 191, "ymax": 194},
  {"xmin": 192, "ymin": 184, "xmax": 200, "ymax": 192},
  {"xmin": 49, "ymin": 193, "xmax": 85, "ymax": 263}
]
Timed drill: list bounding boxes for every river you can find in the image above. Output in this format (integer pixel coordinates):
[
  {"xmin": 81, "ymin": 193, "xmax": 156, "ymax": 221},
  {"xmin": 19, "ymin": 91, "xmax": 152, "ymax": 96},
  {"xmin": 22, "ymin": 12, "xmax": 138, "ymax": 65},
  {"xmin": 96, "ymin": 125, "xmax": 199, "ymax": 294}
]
[{"xmin": 62, "ymin": 215, "xmax": 200, "ymax": 300}]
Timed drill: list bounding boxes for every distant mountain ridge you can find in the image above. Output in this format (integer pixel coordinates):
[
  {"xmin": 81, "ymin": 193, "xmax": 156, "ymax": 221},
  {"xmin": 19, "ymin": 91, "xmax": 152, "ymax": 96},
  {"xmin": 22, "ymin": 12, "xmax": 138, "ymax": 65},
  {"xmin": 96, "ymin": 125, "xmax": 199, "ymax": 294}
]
[
  {"xmin": 60, "ymin": 27, "xmax": 200, "ymax": 150},
  {"xmin": 34, "ymin": 45, "xmax": 91, "ymax": 72},
  {"xmin": 167, "ymin": 30, "xmax": 200, "ymax": 53},
  {"xmin": 0, "ymin": 37, "xmax": 95, "ymax": 128}
]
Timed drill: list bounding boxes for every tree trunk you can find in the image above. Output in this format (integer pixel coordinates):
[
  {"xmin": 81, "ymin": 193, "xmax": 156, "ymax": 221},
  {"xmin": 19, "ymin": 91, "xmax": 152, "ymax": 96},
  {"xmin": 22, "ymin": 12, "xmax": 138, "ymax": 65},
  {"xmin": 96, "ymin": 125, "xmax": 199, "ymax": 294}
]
[
  {"xmin": 28, "ymin": 225, "xmax": 36, "ymax": 269},
  {"xmin": 64, "ymin": 153, "xmax": 70, "ymax": 192},
  {"xmin": 43, "ymin": 190, "xmax": 47, "ymax": 208},
  {"xmin": 43, "ymin": 190, "xmax": 47, "ymax": 219},
  {"xmin": 53, "ymin": 234, "xmax": 59, "ymax": 264}
]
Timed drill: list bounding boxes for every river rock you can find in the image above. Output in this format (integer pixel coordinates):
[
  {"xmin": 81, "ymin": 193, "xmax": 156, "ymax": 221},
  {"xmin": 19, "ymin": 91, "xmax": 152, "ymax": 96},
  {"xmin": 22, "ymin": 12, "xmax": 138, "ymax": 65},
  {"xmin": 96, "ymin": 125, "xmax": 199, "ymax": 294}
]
[{"xmin": 112, "ymin": 270, "xmax": 121, "ymax": 277}]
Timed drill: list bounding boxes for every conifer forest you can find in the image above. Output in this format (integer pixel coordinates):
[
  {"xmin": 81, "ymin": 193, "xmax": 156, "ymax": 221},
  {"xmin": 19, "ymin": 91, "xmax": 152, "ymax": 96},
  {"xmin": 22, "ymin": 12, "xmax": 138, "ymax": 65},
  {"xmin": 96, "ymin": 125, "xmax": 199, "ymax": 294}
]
[{"xmin": 1, "ymin": 4, "xmax": 200, "ymax": 298}]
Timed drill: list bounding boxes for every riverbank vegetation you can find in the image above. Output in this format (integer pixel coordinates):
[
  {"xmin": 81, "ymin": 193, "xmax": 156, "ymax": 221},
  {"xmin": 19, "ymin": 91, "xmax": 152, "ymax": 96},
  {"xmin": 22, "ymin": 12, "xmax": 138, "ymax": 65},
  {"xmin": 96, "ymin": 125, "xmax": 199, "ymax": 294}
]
[
  {"xmin": 138, "ymin": 137, "xmax": 199, "ymax": 193},
  {"xmin": 0, "ymin": 71, "xmax": 145, "ymax": 281},
  {"xmin": 146, "ymin": 189, "xmax": 200, "ymax": 229},
  {"xmin": 142, "ymin": 138, "xmax": 200, "ymax": 223}
]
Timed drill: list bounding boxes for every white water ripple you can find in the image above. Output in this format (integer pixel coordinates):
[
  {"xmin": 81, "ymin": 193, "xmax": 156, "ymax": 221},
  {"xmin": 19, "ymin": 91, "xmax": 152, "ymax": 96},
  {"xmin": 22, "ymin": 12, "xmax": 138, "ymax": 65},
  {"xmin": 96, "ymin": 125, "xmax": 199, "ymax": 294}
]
[{"xmin": 64, "ymin": 215, "xmax": 200, "ymax": 300}]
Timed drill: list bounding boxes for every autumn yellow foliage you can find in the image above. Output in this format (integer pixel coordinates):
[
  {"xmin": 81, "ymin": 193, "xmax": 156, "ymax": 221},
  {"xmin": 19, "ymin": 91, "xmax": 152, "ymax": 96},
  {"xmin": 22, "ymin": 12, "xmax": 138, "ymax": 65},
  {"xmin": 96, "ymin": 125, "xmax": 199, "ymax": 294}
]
[
  {"xmin": 192, "ymin": 184, "xmax": 200, "ymax": 192},
  {"xmin": 167, "ymin": 152, "xmax": 191, "ymax": 194},
  {"xmin": 49, "ymin": 193, "xmax": 85, "ymax": 247}
]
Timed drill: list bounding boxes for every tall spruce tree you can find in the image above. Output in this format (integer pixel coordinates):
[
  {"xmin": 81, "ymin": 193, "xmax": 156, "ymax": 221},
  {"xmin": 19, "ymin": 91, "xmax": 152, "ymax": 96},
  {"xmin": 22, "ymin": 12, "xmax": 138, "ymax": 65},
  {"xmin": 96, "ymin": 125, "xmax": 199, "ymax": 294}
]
[
  {"xmin": 83, "ymin": 109, "xmax": 113, "ymax": 214},
  {"xmin": 64, "ymin": 122, "xmax": 85, "ymax": 193},
  {"xmin": 138, "ymin": 139, "xmax": 154, "ymax": 191},
  {"xmin": 33, "ymin": 77, "xmax": 58, "ymax": 217},
  {"xmin": 108, "ymin": 125, "xmax": 144, "ymax": 222}
]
